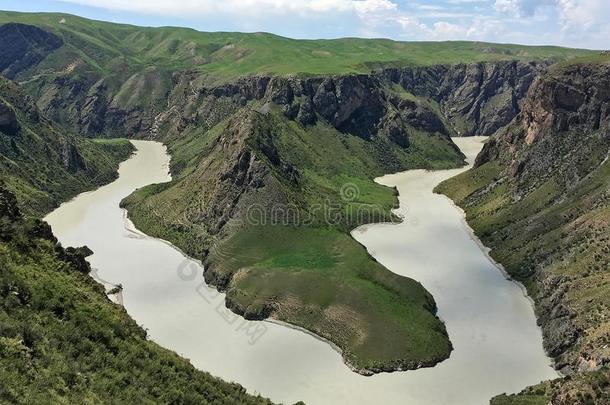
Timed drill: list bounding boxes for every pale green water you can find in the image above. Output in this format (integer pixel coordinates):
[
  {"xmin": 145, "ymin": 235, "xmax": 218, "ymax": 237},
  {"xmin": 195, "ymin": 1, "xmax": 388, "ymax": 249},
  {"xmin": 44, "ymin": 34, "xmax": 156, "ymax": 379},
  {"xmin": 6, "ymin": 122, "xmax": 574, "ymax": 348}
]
[{"xmin": 45, "ymin": 138, "xmax": 558, "ymax": 405}]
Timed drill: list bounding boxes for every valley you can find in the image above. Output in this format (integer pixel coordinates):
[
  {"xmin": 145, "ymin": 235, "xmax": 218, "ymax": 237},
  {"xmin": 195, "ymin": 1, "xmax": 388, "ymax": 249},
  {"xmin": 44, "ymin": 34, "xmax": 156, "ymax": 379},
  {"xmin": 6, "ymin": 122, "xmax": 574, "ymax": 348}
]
[
  {"xmin": 45, "ymin": 137, "xmax": 555, "ymax": 405},
  {"xmin": 0, "ymin": 8, "xmax": 609, "ymax": 405}
]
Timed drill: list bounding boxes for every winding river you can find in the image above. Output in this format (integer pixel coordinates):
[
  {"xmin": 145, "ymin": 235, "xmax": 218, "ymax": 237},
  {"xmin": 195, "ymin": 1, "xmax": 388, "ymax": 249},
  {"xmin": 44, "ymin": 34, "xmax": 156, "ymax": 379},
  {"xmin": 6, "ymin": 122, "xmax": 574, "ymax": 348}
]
[{"xmin": 45, "ymin": 138, "xmax": 558, "ymax": 405}]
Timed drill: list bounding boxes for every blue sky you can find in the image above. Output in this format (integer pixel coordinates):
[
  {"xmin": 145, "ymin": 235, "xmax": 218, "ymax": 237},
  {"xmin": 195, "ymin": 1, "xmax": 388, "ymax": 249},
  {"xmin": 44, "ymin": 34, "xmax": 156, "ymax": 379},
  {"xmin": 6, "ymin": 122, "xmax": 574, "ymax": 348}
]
[{"xmin": 1, "ymin": 0, "xmax": 608, "ymax": 49}]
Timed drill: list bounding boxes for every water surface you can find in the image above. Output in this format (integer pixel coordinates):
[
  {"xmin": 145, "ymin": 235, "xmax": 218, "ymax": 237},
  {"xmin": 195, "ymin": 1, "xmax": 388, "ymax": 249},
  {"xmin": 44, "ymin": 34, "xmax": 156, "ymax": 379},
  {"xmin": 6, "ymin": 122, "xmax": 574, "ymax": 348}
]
[{"xmin": 46, "ymin": 138, "xmax": 557, "ymax": 405}]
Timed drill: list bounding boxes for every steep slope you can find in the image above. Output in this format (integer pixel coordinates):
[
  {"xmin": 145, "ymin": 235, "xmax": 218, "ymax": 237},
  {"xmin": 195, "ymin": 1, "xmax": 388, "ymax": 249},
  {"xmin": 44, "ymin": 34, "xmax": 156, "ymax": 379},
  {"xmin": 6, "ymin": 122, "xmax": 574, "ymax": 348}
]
[
  {"xmin": 0, "ymin": 186, "xmax": 274, "ymax": 404},
  {"xmin": 123, "ymin": 100, "xmax": 458, "ymax": 374},
  {"xmin": 436, "ymin": 60, "xmax": 610, "ymax": 403},
  {"xmin": 0, "ymin": 75, "xmax": 133, "ymax": 216},
  {"xmin": 383, "ymin": 60, "xmax": 544, "ymax": 136},
  {"xmin": 0, "ymin": 22, "xmax": 63, "ymax": 79}
]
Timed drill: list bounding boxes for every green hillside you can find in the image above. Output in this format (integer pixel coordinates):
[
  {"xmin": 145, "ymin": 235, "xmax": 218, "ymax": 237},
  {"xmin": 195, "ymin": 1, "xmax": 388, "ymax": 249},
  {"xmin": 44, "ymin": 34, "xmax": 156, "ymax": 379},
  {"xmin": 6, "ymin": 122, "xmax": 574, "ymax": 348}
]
[
  {"xmin": 0, "ymin": 10, "xmax": 595, "ymax": 82},
  {"xmin": 437, "ymin": 61, "xmax": 610, "ymax": 404},
  {"xmin": 0, "ymin": 185, "xmax": 274, "ymax": 404}
]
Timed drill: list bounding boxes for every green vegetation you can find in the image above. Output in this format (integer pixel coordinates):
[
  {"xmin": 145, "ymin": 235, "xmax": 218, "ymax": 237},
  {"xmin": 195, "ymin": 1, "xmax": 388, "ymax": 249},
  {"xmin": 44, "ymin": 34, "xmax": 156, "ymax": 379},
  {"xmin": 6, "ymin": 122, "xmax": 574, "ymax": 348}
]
[
  {"xmin": 123, "ymin": 107, "xmax": 457, "ymax": 372},
  {"xmin": 491, "ymin": 369, "xmax": 610, "ymax": 405},
  {"xmin": 0, "ymin": 10, "xmax": 596, "ymax": 83},
  {"xmin": 491, "ymin": 393, "xmax": 549, "ymax": 405},
  {"xmin": 217, "ymin": 226, "xmax": 450, "ymax": 372},
  {"xmin": 0, "ymin": 186, "xmax": 273, "ymax": 404},
  {"xmin": 0, "ymin": 76, "xmax": 133, "ymax": 216}
]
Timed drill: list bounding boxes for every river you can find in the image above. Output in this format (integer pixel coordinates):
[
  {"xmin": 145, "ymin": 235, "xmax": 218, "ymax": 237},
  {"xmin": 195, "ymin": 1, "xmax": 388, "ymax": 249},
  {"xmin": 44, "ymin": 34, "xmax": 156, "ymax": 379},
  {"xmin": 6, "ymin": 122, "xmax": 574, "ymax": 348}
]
[{"xmin": 45, "ymin": 138, "xmax": 558, "ymax": 405}]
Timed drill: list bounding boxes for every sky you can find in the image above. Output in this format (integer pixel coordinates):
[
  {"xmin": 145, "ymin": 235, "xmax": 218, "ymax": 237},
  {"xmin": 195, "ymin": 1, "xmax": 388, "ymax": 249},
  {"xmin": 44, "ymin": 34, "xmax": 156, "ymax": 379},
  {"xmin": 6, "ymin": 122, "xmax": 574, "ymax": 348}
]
[{"xmin": 1, "ymin": 0, "xmax": 608, "ymax": 49}]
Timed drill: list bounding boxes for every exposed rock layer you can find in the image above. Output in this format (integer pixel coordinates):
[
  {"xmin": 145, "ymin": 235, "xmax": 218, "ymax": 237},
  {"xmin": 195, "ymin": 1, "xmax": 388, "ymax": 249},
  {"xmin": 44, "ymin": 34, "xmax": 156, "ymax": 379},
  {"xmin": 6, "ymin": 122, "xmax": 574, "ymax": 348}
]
[
  {"xmin": 26, "ymin": 61, "xmax": 542, "ymax": 142},
  {"xmin": 0, "ymin": 24, "xmax": 543, "ymax": 143}
]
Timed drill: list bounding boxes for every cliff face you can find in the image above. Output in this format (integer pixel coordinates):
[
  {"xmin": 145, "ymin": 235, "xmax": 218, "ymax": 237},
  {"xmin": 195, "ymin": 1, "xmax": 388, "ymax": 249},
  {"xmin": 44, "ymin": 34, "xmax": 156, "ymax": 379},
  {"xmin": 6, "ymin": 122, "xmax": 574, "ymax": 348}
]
[
  {"xmin": 0, "ymin": 24, "xmax": 542, "ymax": 144},
  {"xmin": 158, "ymin": 72, "xmax": 456, "ymax": 148},
  {"xmin": 0, "ymin": 76, "xmax": 133, "ymax": 216},
  {"xmin": 20, "ymin": 68, "xmax": 442, "ymax": 144},
  {"xmin": 383, "ymin": 60, "xmax": 544, "ymax": 136},
  {"xmin": 18, "ymin": 61, "xmax": 541, "ymax": 144},
  {"xmin": 438, "ymin": 62, "xmax": 610, "ymax": 382}
]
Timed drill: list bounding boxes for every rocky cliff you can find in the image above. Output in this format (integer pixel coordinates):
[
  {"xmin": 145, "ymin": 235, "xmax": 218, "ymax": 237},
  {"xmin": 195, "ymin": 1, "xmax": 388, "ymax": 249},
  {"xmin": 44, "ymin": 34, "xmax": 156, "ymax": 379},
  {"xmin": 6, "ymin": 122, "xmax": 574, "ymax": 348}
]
[
  {"xmin": 0, "ymin": 23, "xmax": 543, "ymax": 143},
  {"xmin": 383, "ymin": 60, "xmax": 544, "ymax": 136},
  {"xmin": 0, "ymin": 75, "xmax": 133, "ymax": 216},
  {"xmin": 11, "ymin": 55, "xmax": 542, "ymax": 146},
  {"xmin": 437, "ymin": 61, "xmax": 610, "ymax": 403}
]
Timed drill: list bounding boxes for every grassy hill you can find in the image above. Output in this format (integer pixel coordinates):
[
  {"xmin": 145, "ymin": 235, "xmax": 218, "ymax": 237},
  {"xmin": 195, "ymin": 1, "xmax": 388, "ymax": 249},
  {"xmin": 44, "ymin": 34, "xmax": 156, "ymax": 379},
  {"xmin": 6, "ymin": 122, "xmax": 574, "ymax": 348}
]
[
  {"xmin": 0, "ymin": 185, "xmax": 274, "ymax": 404},
  {"xmin": 122, "ymin": 105, "xmax": 459, "ymax": 373},
  {"xmin": 0, "ymin": 10, "xmax": 596, "ymax": 82}
]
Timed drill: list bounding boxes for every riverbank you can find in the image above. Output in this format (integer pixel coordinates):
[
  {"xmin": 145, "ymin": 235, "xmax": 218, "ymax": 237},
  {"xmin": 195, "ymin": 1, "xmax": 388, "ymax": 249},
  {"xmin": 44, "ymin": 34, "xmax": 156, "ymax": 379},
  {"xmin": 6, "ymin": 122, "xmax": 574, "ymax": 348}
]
[{"xmin": 47, "ymin": 139, "xmax": 558, "ymax": 405}]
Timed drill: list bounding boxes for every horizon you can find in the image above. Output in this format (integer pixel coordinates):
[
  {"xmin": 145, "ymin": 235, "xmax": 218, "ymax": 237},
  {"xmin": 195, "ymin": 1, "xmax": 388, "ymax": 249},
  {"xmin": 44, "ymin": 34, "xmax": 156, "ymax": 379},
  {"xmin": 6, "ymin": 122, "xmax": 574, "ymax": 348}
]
[
  {"xmin": 0, "ymin": 8, "xmax": 597, "ymax": 51},
  {"xmin": 0, "ymin": 0, "xmax": 607, "ymax": 51}
]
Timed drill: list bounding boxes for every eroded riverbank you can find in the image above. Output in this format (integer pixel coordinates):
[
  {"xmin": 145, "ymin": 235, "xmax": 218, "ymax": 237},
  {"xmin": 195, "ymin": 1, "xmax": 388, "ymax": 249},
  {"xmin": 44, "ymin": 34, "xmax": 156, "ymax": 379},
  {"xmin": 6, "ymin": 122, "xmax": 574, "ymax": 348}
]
[{"xmin": 45, "ymin": 138, "xmax": 557, "ymax": 405}]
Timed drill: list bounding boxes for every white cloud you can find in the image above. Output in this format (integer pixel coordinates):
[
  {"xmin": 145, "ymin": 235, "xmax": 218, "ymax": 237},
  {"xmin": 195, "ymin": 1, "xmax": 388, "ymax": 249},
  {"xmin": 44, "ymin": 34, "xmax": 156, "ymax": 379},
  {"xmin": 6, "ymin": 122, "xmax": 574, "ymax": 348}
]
[
  {"xmin": 59, "ymin": 0, "xmax": 396, "ymax": 18},
  {"xmin": 57, "ymin": 0, "xmax": 608, "ymax": 48},
  {"xmin": 557, "ymin": 0, "xmax": 610, "ymax": 29},
  {"xmin": 494, "ymin": 0, "xmax": 553, "ymax": 16},
  {"xmin": 494, "ymin": 0, "xmax": 610, "ymax": 48},
  {"xmin": 431, "ymin": 21, "xmax": 467, "ymax": 38}
]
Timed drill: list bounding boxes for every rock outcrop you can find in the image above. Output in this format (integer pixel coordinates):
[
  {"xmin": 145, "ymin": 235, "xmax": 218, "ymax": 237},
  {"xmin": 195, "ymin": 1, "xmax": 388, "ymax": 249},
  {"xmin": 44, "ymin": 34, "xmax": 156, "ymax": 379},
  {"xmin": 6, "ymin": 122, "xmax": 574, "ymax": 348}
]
[
  {"xmin": 0, "ymin": 24, "xmax": 543, "ymax": 144},
  {"xmin": 383, "ymin": 60, "xmax": 544, "ymax": 136},
  {"xmin": 0, "ymin": 100, "xmax": 19, "ymax": 135},
  {"xmin": 32, "ymin": 62, "xmax": 540, "ymax": 143}
]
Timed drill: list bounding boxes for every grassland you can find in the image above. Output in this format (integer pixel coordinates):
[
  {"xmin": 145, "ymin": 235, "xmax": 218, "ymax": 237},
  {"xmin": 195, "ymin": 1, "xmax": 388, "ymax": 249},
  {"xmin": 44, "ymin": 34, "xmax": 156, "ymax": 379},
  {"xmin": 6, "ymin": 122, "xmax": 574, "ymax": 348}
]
[{"xmin": 0, "ymin": 10, "xmax": 596, "ymax": 83}]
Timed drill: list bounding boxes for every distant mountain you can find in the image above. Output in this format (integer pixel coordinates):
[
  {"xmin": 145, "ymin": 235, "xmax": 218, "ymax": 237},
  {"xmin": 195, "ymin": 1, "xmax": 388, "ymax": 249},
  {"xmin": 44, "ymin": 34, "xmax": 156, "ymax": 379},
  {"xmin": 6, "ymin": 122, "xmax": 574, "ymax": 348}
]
[{"xmin": 0, "ymin": 10, "xmax": 594, "ymax": 78}]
